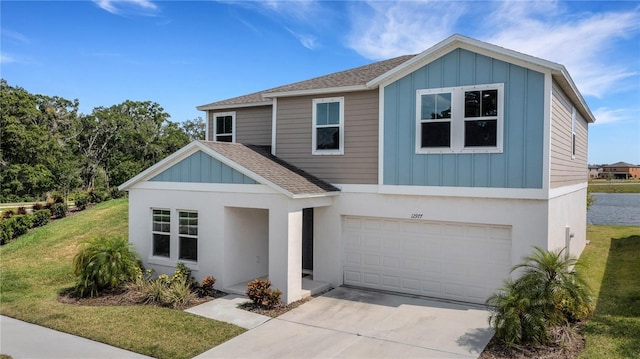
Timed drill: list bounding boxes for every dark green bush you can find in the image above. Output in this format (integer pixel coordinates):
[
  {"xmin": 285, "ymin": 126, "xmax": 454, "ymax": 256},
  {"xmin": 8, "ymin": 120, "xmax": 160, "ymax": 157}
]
[
  {"xmin": 487, "ymin": 247, "xmax": 593, "ymax": 347},
  {"xmin": 89, "ymin": 190, "xmax": 109, "ymax": 204},
  {"xmin": 246, "ymin": 277, "xmax": 282, "ymax": 309},
  {"xmin": 2, "ymin": 209, "xmax": 14, "ymax": 219},
  {"xmin": 51, "ymin": 203, "xmax": 68, "ymax": 219},
  {"xmin": 72, "ymin": 236, "xmax": 141, "ymax": 297},
  {"xmin": 51, "ymin": 192, "xmax": 65, "ymax": 204},
  {"xmin": 109, "ymin": 187, "xmax": 125, "ymax": 199},
  {"xmin": 74, "ymin": 193, "xmax": 90, "ymax": 210},
  {"xmin": 0, "ymin": 220, "xmax": 14, "ymax": 245},
  {"xmin": 32, "ymin": 202, "xmax": 45, "ymax": 211},
  {"xmin": 32, "ymin": 209, "xmax": 51, "ymax": 227},
  {"xmin": 11, "ymin": 215, "xmax": 33, "ymax": 237}
]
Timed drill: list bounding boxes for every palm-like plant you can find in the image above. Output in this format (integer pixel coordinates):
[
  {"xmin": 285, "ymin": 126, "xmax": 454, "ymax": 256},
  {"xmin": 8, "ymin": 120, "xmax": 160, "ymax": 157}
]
[
  {"xmin": 487, "ymin": 246, "xmax": 593, "ymax": 347},
  {"xmin": 73, "ymin": 236, "xmax": 141, "ymax": 297}
]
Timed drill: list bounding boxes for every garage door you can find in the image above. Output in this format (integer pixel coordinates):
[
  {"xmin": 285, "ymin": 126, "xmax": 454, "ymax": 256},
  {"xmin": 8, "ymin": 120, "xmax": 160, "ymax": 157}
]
[{"xmin": 343, "ymin": 216, "xmax": 511, "ymax": 304}]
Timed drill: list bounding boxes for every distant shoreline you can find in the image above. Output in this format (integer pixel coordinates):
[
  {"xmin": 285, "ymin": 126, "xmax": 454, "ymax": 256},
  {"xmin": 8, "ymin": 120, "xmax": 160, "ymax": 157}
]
[{"xmin": 589, "ymin": 182, "xmax": 640, "ymax": 193}]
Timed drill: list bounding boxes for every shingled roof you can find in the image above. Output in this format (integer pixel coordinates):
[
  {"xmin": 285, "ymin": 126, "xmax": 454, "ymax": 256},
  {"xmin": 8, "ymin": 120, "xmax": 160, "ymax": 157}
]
[
  {"xmin": 197, "ymin": 54, "xmax": 416, "ymax": 110},
  {"xmin": 199, "ymin": 141, "xmax": 340, "ymax": 196}
]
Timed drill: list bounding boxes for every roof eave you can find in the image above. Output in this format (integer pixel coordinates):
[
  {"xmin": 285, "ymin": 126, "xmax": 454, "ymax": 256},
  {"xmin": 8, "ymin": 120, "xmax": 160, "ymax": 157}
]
[
  {"xmin": 263, "ymin": 85, "xmax": 370, "ymax": 98},
  {"xmin": 551, "ymin": 68, "xmax": 596, "ymax": 123},
  {"xmin": 196, "ymin": 100, "xmax": 273, "ymax": 111}
]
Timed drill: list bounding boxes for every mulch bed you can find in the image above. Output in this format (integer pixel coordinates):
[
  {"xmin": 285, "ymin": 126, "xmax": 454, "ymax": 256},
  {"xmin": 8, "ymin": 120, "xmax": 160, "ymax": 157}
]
[
  {"xmin": 238, "ymin": 296, "xmax": 313, "ymax": 317},
  {"xmin": 58, "ymin": 287, "xmax": 227, "ymax": 310},
  {"xmin": 479, "ymin": 323, "xmax": 585, "ymax": 359}
]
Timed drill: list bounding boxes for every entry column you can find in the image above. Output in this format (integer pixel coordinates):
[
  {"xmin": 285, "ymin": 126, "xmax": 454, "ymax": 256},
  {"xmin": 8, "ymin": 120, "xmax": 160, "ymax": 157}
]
[{"xmin": 268, "ymin": 208, "xmax": 302, "ymax": 304}]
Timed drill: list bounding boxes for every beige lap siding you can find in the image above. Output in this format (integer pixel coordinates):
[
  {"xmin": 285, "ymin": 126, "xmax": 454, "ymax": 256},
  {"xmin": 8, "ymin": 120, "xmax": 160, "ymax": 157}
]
[
  {"xmin": 550, "ymin": 81, "xmax": 589, "ymax": 188},
  {"xmin": 207, "ymin": 105, "xmax": 272, "ymax": 146},
  {"xmin": 275, "ymin": 90, "xmax": 379, "ymax": 184}
]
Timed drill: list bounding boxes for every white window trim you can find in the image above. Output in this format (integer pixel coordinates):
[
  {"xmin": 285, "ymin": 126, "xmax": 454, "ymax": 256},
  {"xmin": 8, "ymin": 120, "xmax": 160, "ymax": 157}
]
[
  {"xmin": 312, "ymin": 97, "xmax": 344, "ymax": 155},
  {"xmin": 177, "ymin": 210, "xmax": 198, "ymax": 263},
  {"xmin": 571, "ymin": 107, "xmax": 576, "ymax": 160},
  {"xmin": 415, "ymin": 83, "xmax": 504, "ymax": 154},
  {"xmin": 213, "ymin": 111, "xmax": 236, "ymax": 143},
  {"xmin": 151, "ymin": 208, "xmax": 171, "ymax": 259}
]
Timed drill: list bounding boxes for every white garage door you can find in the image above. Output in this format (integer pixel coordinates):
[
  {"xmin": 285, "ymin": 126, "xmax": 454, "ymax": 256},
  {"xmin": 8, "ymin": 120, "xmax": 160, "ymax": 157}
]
[{"xmin": 343, "ymin": 216, "xmax": 511, "ymax": 304}]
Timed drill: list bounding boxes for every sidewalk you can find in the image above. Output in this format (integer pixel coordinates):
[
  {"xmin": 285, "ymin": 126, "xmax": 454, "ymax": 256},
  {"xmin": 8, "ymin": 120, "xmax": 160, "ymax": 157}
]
[{"xmin": 0, "ymin": 315, "xmax": 153, "ymax": 359}]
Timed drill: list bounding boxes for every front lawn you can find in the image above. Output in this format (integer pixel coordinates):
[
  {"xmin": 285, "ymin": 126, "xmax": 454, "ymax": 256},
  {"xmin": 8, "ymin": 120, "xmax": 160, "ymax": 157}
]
[
  {"xmin": 0, "ymin": 199, "xmax": 245, "ymax": 359},
  {"xmin": 579, "ymin": 225, "xmax": 640, "ymax": 358}
]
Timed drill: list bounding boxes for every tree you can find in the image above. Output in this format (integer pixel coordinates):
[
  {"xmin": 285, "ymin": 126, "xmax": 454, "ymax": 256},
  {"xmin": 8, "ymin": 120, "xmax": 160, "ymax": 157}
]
[{"xmin": 181, "ymin": 117, "xmax": 206, "ymax": 141}]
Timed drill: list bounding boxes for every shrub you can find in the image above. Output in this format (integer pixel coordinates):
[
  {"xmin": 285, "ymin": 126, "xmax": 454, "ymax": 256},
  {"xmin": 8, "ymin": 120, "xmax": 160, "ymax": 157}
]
[
  {"xmin": 173, "ymin": 262, "xmax": 193, "ymax": 283},
  {"xmin": 1, "ymin": 209, "xmax": 14, "ymax": 219},
  {"xmin": 74, "ymin": 193, "xmax": 90, "ymax": 210},
  {"xmin": 89, "ymin": 190, "xmax": 108, "ymax": 204},
  {"xmin": 487, "ymin": 247, "xmax": 593, "ymax": 347},
  {"xmin": 109, "ymin": 187, "xmax": 125, "ymax": 199},
  {"xmin": 0, "ymin": 220, "xmax": 14, "ymax": 245},
  {"xmin": 51, "ymin": 203, "xmax": 68, "ymax": 219},
  {"xmin": 11, "ymin": 215, "xmax": 33, "ymax": 237},
  {"xmin": 32, "ymin": 202, "xmax": 45, "ymax": 211},
  {"xmin": 16, "ymin": 206, "xmax": 27, "ymax": 215},
  {"xmin": 200, "ymin": 276, "xmax": 217, "ymax": 295},
  {"xmin": 246, "ymin": 277, "xmax": 282, "ymax": 309},
  {"xmin": 51, "ymin": 192, "xmax": 65, "ymax": 204},
  {"xmin": 127, "ymin": 267, "xmax": 198, "ymax": 308},
  {"xmin": 72, "ymin": 236, "xmax": 141, "ymax": 297},
  {"xmin": 32, "ymin": 209, "xmax": 51, "ymax": 227}
]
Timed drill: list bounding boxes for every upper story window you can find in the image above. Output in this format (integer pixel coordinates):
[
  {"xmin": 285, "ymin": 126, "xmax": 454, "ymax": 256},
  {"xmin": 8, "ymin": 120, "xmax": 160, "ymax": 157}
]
[
  {"xmin": 213, "ymin": 111, "xmax": 235, "ymax": 142},
  {"xmin": 416, "ymin": 84, "xmax": 503, "ymax": 154},
  {"xmin": 312, "ymin": 97, "xmax": 344, "ymax": 155}
]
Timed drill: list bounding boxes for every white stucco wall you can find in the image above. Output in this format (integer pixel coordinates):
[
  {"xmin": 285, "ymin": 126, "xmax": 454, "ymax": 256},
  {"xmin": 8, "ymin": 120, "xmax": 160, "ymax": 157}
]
[
  {"xmin": 127, "ymin": 183, "xmax": 334, "ymax": 304},
  {"xmin": 547, "ymin": 186, "xmax": 588, "ymax": 258},
  {"xmin": 312, "ymin": 190, "xmax": 551, "ymax": 288},
  {"xmin": 224, "ymin": 207, "xmax": 269, "ymax": 286}
]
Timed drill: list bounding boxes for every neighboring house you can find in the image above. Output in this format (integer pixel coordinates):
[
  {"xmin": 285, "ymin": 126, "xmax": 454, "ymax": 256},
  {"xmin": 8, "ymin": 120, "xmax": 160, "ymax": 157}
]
[
  {"xmin": 599, "ymin": 162, "xmax": 640, "ymax": 179},
  {"xmin": 588, "ymin": 165, "xmax": 602, "ymax": 179},
  {"xmin": 119, "ymin": 35, "xmax": 595, "ymax": 305}
]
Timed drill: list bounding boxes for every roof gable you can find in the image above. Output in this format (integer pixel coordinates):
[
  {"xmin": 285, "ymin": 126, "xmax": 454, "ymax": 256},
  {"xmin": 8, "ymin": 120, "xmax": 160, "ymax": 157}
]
[
  {"xmin": 149, "ymin": 150, "xmax": 257, "ymax": 184},
  {"xmin": 118, "ymin": 141, "xmax": 339, "ymax": 198},
  {"xmin": 197, "ymin": 34, "xmax": 595, "ymax": 123}
]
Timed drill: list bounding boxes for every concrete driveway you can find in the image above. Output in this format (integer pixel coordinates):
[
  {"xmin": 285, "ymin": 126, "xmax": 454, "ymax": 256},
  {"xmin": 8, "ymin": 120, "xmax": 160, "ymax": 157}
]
[{"xmin": 195, "ymin": 287, "xmax": 494, "ymax": 359}]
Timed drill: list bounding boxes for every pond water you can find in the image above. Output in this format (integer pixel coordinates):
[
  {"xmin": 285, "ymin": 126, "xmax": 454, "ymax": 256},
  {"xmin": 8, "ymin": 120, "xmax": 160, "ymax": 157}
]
[{"xmin": 587, "ymin": 193, "xmax": 640, "ymax": 226}]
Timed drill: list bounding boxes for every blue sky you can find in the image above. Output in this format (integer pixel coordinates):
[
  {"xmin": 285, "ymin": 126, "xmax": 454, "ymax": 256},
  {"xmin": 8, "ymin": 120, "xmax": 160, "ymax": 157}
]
[{"xmin": 2, "ymin": 0, "xmax": 639, "ymax": 165}]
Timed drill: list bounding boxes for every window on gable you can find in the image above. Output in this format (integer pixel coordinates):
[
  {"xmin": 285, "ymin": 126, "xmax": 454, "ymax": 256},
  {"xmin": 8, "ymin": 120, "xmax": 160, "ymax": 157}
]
[
  {"xmin": 152, "ymin": 209, "xmax": 170, "ymax": 258},
  {"xmin": 416, "ymin": 84, "xmax": 503, "ymax": 154},
  {"xmin": 312, "ymin": 97, "xmax": 344, "ymax": 155},
  {"xmin": 178, "ymin": 211, "xmax": 198, "ymax": 261},
  {"xmin": 213, "ymin": 112, "xmax": 235, "ymax": 142}
]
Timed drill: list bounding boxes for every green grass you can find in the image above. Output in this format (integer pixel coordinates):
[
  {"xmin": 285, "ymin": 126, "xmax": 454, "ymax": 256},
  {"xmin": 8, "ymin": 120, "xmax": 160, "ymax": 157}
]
[
  {"xmin": 0, "ymin": 199, "xmax": 245, "ymax": 359},
  {"xmin": 579, "ymin": 225, "xmax": 640, "ymax": 358},
  {"xmin": 588, "ymin": 183, "xmax": 640, "ymax": 193}
]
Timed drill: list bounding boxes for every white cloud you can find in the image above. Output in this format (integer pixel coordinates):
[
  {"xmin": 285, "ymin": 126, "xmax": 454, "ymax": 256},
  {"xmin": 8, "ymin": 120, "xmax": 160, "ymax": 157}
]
[
  {"xmin": 286, "ymin": 28, "xmax": 318, "ymax": 50},
  {"xmin": 94, "ymin": 0, "xmax": 158, "ymax": 15},
  {"xmin": 483, "ymin": 2, "xmax": 640, "ymax": 98},
  {"xmin": 1, "ymin": 29, "xmax": 30, "ymax": 44},
  {"xmin": 0, "ymin": 53, "xmax": 16, "ymax": 64},
  {"xmin": 346, "ymin": 1, "xmax": 468, "ymax": 60},
  {"xmin": 344, "ymin": 1, "xmax": 639, "ymax": 99},
  {"xmin": 592, "ymin": 107, "xmax": 639, "ymax": 125}
]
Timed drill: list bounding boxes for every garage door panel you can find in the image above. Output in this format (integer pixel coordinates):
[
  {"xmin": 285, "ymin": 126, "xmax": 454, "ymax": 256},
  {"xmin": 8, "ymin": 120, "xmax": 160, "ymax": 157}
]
[{"xmin": 343, "ymin": 216, "xmax": 511, "ymax": 304}]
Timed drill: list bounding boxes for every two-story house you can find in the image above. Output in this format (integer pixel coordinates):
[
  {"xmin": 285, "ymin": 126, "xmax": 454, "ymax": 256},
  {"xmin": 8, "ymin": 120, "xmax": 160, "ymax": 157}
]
[{"xmin": 119, "ymin": 35, "xmax": 595, "ymax": 305}]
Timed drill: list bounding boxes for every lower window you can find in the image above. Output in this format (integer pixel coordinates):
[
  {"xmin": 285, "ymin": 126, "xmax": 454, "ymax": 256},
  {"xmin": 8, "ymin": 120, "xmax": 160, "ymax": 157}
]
[{"xmin": 178, "ymin": 211, "xmax": 198, "ymax": 261}]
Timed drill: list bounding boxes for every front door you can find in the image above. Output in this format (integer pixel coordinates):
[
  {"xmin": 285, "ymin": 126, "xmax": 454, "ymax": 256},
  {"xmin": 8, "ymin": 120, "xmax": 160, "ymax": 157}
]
[{"xmin": 302, "ymin": 208, "xmax": 314, "ymax": 273}]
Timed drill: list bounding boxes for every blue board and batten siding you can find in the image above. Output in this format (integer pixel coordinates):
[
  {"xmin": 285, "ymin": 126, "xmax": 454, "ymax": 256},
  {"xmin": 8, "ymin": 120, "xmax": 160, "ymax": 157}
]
[
  {"xmin": 383, "ymin": 48, "xmax": 545, "ymax": 188},
  {"xmin": 150, "ymin": 151, "xmax": 257, "ymax": 184}
]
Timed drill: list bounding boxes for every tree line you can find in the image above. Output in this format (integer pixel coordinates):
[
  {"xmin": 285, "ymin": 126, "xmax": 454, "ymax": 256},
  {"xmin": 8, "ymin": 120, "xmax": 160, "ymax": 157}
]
[{"xmin": 0, "ymin": 79, "xmax": 205, "ymax": 202}]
